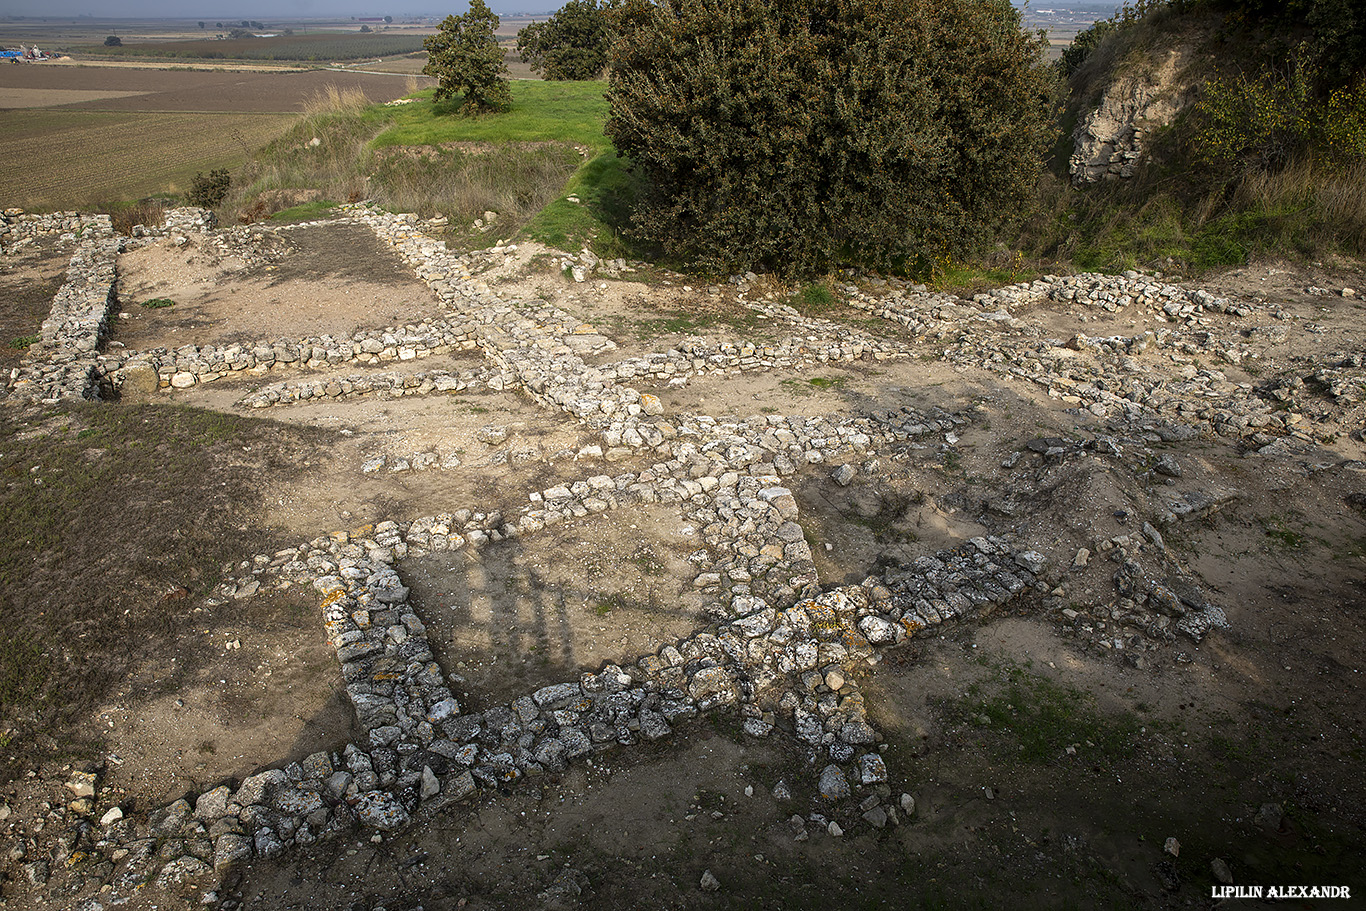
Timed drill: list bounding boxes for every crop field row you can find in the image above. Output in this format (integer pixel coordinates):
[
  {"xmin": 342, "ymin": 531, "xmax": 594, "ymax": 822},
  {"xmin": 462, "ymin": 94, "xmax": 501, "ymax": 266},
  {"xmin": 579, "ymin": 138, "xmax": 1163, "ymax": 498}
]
[
  {"xmin": 0, "ymin": 110, "xmax": 294, "ymax": 209},
  {"xmin": 81, "ymin": 33, "xmax": 429, "ymax": 62},
  {"xmin": 0, "ymin": 66, "xmax": 418, "ymax": 114}
]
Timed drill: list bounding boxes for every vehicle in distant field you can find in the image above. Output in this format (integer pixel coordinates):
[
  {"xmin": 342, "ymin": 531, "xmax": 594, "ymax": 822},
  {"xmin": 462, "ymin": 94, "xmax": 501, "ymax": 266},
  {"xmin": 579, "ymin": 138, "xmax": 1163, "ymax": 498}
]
[{"xmin": 2, "ymin": 46, "xmax": 56, "ymax": 61}]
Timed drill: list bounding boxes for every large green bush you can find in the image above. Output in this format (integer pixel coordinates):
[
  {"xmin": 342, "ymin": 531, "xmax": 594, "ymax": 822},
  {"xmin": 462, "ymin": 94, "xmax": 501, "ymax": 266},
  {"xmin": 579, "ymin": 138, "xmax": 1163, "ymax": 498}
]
[
  {"xmin": 186, "ymin": 168, "xmax": 231, "ymax": 208},
  {"xmin": 604, "ymin": 0, "xmax": 1054, "ymax": 275},
  {"xmin": 423, "ymin": 0, "xmax": 512, "ymax": 115},
  {"xmin": 1196, "ymin": 60, "xmax": 1366, "ymax": 175},
  {"xmin": 517, "ymin": 0, "xmax": 611, "ymax": 81}
]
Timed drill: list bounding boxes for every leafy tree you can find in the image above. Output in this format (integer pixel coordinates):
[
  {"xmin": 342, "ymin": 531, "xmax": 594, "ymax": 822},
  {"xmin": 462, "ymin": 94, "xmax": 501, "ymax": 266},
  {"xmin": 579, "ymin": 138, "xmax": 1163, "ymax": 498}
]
[
  {"xmin": 517, "ymin": 0, "xmax": 610, "ymax": 81},
  {"xmin": 605, "ymin": 0, "xmax": 1054, "ymax": 276},
  {"xmin": 423, "ymin": 0, "xmax": 513, "ymax": 114},
  {"xmin": 198, "ymin": 21, "xmax": 205, "ymax": 29},
  {"xmin": 360, "ymin": 24, "xmax": 372, "ymax": 32},
  {"xmin": 103, "ymin": 35, "xmax": 121, "ymax": 47},
  {"xmin": 385, "ymin": 15, "xmax": 394, "ymax": 23}
]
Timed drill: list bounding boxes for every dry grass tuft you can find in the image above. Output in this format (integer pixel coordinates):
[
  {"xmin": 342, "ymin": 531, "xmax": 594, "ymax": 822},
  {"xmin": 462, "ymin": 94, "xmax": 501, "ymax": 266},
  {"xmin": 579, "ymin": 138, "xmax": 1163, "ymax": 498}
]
[{"xmin": 300, "ymin": 85, "xmax": 371, "ymax": 121}]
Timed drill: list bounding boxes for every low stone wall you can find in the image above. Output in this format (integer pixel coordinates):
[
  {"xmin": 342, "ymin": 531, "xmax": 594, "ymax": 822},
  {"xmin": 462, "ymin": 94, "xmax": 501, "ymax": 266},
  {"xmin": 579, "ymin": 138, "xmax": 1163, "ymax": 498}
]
[
  {"xmin": 239, "ymin": 365, "xmax": 510, "ymax": 408},
  {"xmin": 161, "ymin": 206, "xmax": 217, "ymax": 235},
  {"xmin": 84, "ymin": 526, "xmax": 1045, "ymax": 893},
  {"xmin": 101, "ymin": 317, "xmax": 485, "ymax": 394},
  {"xmin": 6, "ymin": 238, "xmax": 121, "ymax": 403},
  {"xmin": 5, "ymin": 207, "xmax": 219, "ymax": 403},
  {"xmin": 969, "ymin": 271, "xmax": 1240, "ymax": 318},
  {"xmin": 0, "ymin": 209, "xmax": 114, "ymax": 253}
]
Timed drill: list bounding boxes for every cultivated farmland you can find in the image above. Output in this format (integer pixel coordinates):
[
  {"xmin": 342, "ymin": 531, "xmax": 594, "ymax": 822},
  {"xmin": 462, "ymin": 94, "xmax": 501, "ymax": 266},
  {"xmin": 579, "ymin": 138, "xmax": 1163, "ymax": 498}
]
[
  {"xmin": 0, "ymin": 66, "xmax": 422, "ymax": 209},
  {"xmin": 0, "ymin": 111, "xmax": 295, "ymax": 209},
  {"xmin": 80, "ymin": 33, "xmax": 429, "ymax": 62},
  {"xmin": 0, "ymin": 65, "xmax": 421, "ymax": 113}
]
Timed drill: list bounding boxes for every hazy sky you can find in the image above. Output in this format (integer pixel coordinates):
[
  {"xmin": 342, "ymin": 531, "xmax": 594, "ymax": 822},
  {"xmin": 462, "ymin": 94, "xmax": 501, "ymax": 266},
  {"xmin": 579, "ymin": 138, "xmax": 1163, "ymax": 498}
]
[
  {"xmin": 0, "ymin": 2, "xmax": 531, "ymax": 17},
  {"xmin": 0, "ymin": 0, "xmax": 1062, "ymax": 20}
]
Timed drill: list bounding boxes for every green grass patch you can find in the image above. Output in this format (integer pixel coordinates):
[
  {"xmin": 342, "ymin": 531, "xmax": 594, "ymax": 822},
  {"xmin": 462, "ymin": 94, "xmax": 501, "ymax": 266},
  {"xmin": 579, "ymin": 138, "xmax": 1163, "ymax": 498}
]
[
  {"xmin": 928, "ymin": 257, "xmax": 1034, "ymax": 291},
  {"xmin": 523, "ymin": 149, "xmax": 642, "ymax": 256},
  {"xmin": 1260, "ymin": 515, "xmax": 1307, "ymax": 549},
  {"xmin": 267, "ymin": 200, "xmax": 339, "ymax": 223},
  {"xmin": 236, "ymin": 82, "xmax": 606, "ymax": 245},
  {"xmin": 593, "ymin": 593, "xmax": 625, "ymax": 616},
  {"xmin": 950, "ymin": 661, "xmax": 1144, "ymax": 763},
  {"xmin": 350, "ymin": 81, "xmax": 633, "ymax": 254},
  {"xmin": 9, "ymin": 335, "xmax": 38, "ymax": 350},
  {"xmin": 140, "ymin": 298, "xmax": 175, "ymax": 309},
  {"xmin": 370, "ymin": 81, "xmax": 610, "ymax": 150},
  {"xmin": 788, "ymin": 281, "xmax": 837, "ymax": 315},
  {"xmin": 629, "ymin": 546, "xmax": 665, "ymax": 576},
  {"xmin": 780, "ymin": 375, "xmax": 849, "ymax": 396}
]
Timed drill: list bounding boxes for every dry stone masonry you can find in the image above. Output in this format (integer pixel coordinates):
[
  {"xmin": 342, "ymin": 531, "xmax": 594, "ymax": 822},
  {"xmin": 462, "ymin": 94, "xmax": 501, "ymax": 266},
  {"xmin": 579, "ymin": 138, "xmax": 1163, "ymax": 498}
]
[
  {"xmin": 0, "ymin": 208, "xmax": 114, "ymax": 253},
  {"xmin": 99, "ymin": 315, "xmax": 486, "ymax": 396},
  {"xmin": 1, "ymin": 203, "xmax": 1278, "ymax": 910},
  {"xmin": 7, "ymin": 237, "xmax": 121, "ymax": 403}
]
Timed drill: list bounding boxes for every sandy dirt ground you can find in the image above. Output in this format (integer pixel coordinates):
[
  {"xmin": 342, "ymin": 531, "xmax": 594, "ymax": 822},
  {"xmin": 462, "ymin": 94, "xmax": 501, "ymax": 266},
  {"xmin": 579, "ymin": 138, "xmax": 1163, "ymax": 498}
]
[
  {"xmin": 406, "ymin": 503, "xmax": 713, "ymax": 712},
  {"xmin": 1, "ymin": 220, "xmax": 1363, "ymax": 909},
  {"xmin": 0, "ymin": 242, "xmax": 67, "ymax": 379},
  {"xmin": 112, "ymin": 223, "xmax": 443, "ymax": 351}
]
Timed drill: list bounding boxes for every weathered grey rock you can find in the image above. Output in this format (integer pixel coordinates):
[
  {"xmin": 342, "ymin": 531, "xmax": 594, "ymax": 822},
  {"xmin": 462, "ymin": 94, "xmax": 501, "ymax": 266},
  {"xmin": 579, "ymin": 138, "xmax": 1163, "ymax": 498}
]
[
  {"xmin": 858, "ymin": 615, "xmax": 897, "ymax": 644},
  {"xmin": 446, "ymin": 771, "xmax": 478, "ymax": 801},
  {"xmin": 193, "ymin": 786, "xmax": 230, "ymax": 819},
  {"xmin": 818, "ymin": 765, "xmax": 851, "ymax": 800},
  {"xmin": 862, "ymin": 806, "xmax": 888, "ymax": 828},
  {"xmin": 236, "ymin": 769, "xmax": 288, "ymax": 807},
  {"xmin": 156, "ymin": 855, "xmax": 211, "ymax": 888},
  {"xmin": 356, "ymin": 790, "xmax": 410, "ymax": 831},
  {"xmin": 421, "ymin": 765, "xmax": 441, "ymax": 801},
  {"xmin": 859, "ymin": 753, "xmax": 888, "ymax": 785},
  {"xmin": 687, "ymin": 665, "xmax": 737, "ymax": 705},
  {"xmin": 1255, "ymin": 802, "xmax": 1283, "ymax": 831}
]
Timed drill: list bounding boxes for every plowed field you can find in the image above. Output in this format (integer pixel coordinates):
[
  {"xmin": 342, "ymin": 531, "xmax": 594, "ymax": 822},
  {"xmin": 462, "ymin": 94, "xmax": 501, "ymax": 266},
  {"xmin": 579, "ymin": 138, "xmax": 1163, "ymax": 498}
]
[
  {"xmin": 0, "ymin": 110, "xmax": 294, "ymax": 209},
  {"xmin": 0, "ymin": 65, "xmax": 423, "ymax": 208},
  {"xmin": 0, "ymin": 65, "xmax": 419, "ymax": 112}
]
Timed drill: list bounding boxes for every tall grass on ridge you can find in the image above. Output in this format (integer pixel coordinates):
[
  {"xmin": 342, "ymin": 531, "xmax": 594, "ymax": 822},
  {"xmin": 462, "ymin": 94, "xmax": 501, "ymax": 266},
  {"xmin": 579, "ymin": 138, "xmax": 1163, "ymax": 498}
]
[
  {"xmin": 300, "ymin": 85, "xmax": 371, "ymax": 120},
  {"xmin": 231, "ymin": 87, "xmax": 582, "ymax": 230}
]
